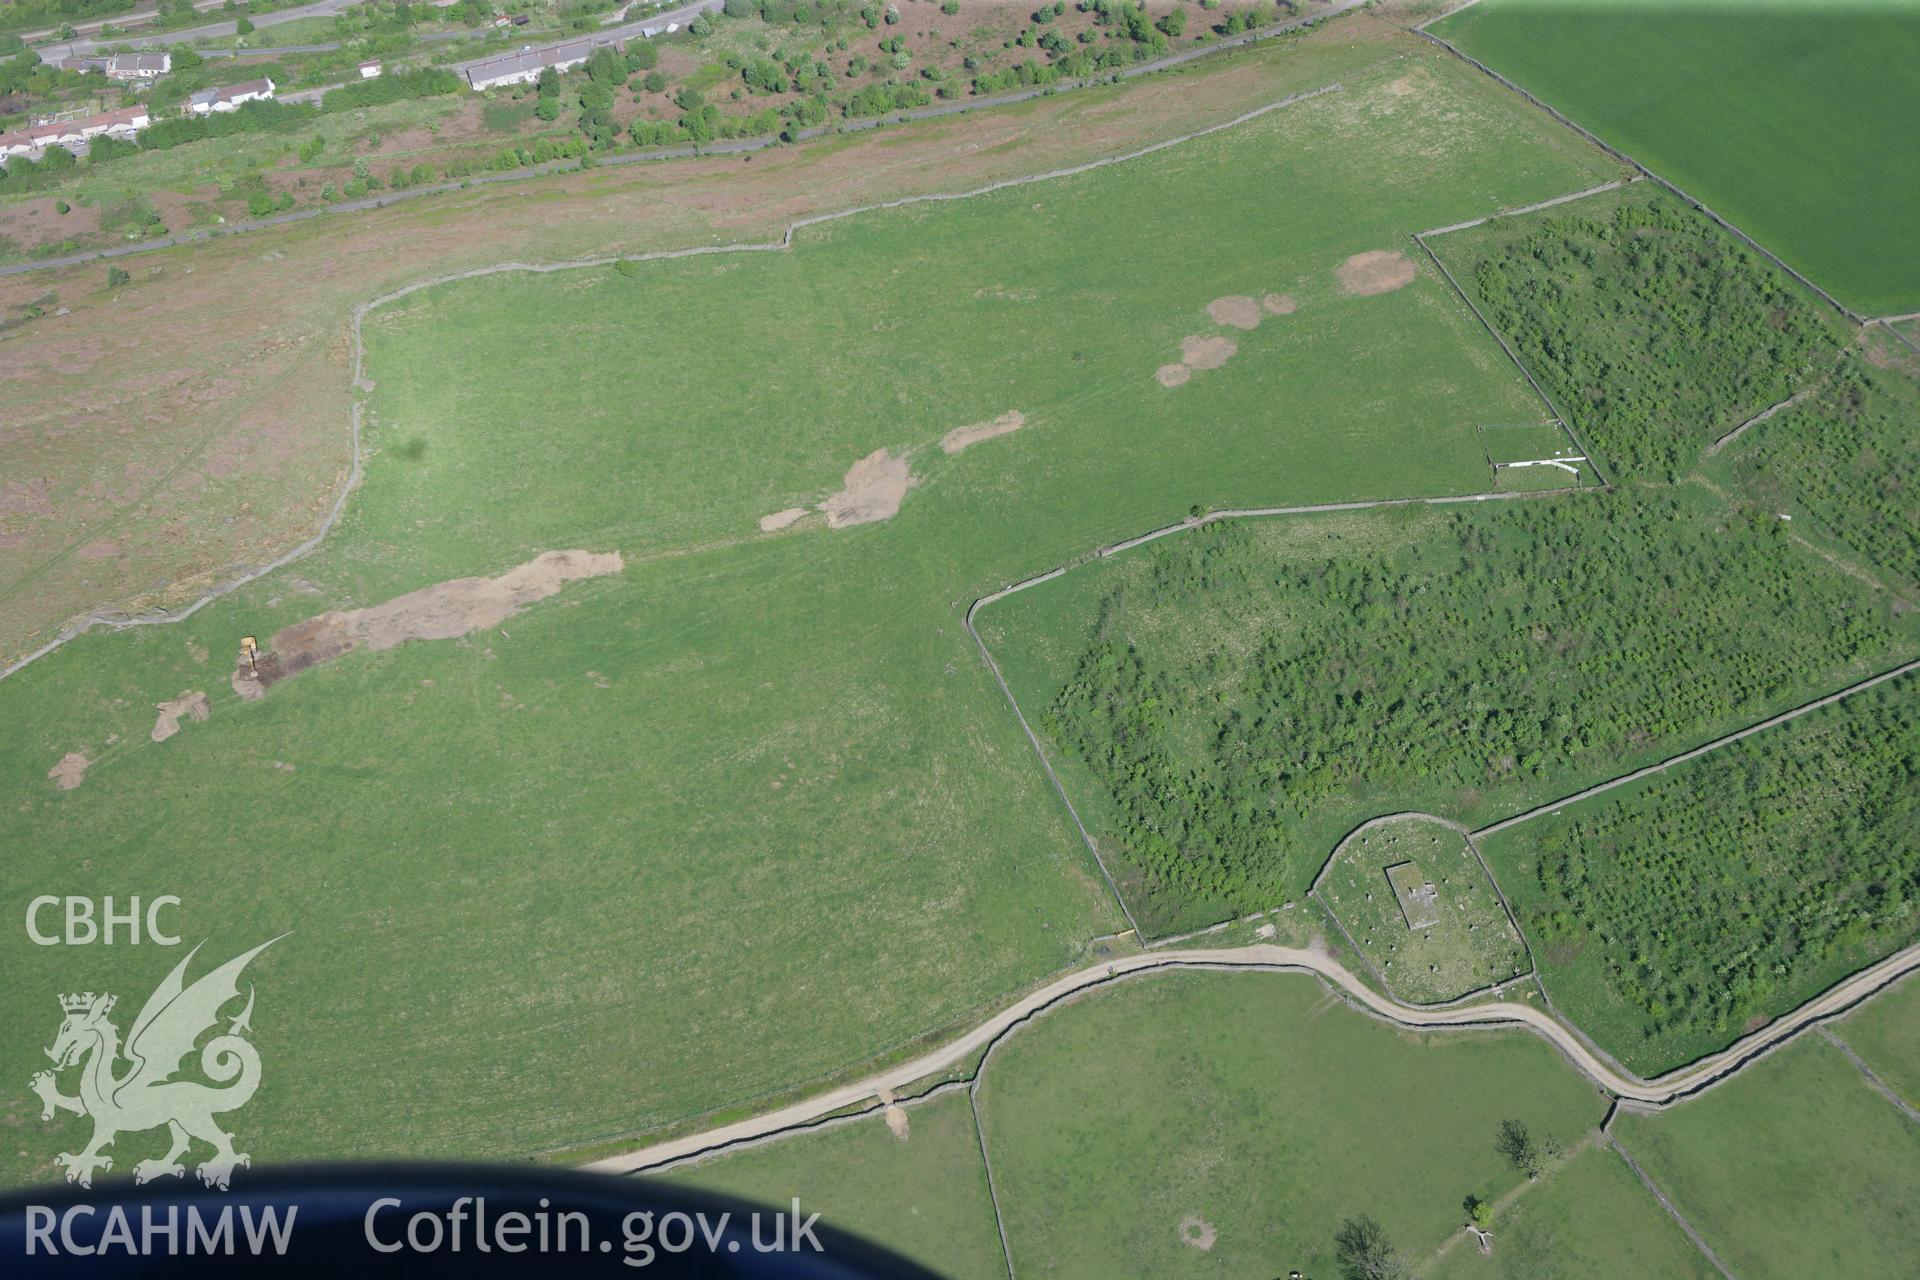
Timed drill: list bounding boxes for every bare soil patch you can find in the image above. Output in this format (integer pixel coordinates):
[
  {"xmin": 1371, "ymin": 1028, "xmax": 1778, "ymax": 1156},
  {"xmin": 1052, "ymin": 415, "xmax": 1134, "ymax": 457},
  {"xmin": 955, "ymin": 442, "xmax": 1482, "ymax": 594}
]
[
  {"xmin": 1262, "ymin": 292, "xmax": 1299, "ymax": 315},
  {"xmin": 882, "ymin": 1104, "xmax": 910, "ymax": 1142},
  {"xmin": 758, "ymin": 507, "xmax": 808, "ymax": 532},
  {"xmin": 1155, "ymin": 363, "xmax": 1192, "ymax": 388},
  {"xmin": 1178, "ymin": 1215, "xmax": 1216, "ymax": 1251},
  {"xmin": 150, "ymin": 690, "xmax": 209, "ymax": 743},
  {"xmin": 232, "ymin": 550, "xmax": 623, "ymax": 698},
  {"xmin": 822, "ymin": 449, "xmax": 915, "ymax": 529},
  {"xmin": 1336, "ymin": 250, "xmax": 1417, "ymax": 296},
  {"xmin": 940, "ymin": 410, "xmax": 1026, "ymax": 455},
  {"xmin": 1206, "ymin": 295, "xmax": 1263, "ymax": 330},
  {"xmin": 47, "ymin": 751, "xmax": 91, "ymax": 791},
  {"xmin": 1180, "ymin": 334, "xmax": 1238, "ymax": 370}
]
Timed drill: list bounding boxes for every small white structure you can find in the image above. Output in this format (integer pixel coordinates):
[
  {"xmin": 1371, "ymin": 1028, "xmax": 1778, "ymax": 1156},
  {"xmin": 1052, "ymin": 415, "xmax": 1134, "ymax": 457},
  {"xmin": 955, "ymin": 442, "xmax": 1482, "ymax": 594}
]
[{"xmin": 358, "ymin": 59, "xmax": 383, "ymax": 79}]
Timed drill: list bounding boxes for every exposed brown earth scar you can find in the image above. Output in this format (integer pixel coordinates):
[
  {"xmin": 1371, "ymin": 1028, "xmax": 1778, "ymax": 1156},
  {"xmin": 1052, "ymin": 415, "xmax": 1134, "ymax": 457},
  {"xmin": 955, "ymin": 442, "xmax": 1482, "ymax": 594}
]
[
  {"xmin": 1337, "ymin": 249, "xmax": 1417, "ymax": 295},
  {"xmin": 757, "ymin": 508, "xmax": 809, "ymax": 532},
  {"xmin": 1181, "ymin": 334, "xmax": 1239, "ymax": 369},
  {"xmin": 232, "ymin": 549, "xmax": 623, "ymax": 698},
  {"xmin": 1262, "ymin": 292, "xmax": 1298, "ymax": 315},
  {"xmin": 940, "ymin": 410, "xmax": 1027, "ymax": 455},
  {"xmin": 47, "ymin": 751, "xmax": 91, "ymax": 790},
  {"xmin": 1206, "ymin": 295, "xmax": 1264, "ymax": 329},
  {"xmin": 821, "ymin": 449, "xmax": 916, "ymax": 529},
  {"xmin": 150, "ymin": 690, "xmax": 210, "ymax": 742}
]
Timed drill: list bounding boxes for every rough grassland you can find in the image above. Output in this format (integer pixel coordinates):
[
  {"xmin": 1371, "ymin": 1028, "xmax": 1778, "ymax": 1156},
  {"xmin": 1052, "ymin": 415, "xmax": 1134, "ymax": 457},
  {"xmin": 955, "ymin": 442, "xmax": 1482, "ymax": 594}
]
[
  {"xmin": 1478, "ymin": 676, "xmax": 1920, "ymax": 1076},
  {"xmin": 0, "ymin": 36, "xmax": 1617, "ymax": 1189},
  {"xmin": 1434, "ymin": 0, "xmax": 1920, "ymax": 315},
  {"xmin": 1833, "ymin": 970, "xmax": 1920, "ymax": 1112},
  {"xmin": 1427, "ymin": 1144, "xmax": 1717, "ymax": 1280},
  {"xmin": 660, "ymin": 1091, "xmax": 1005, "ymax": 1280},
  {"xmin": 0, "ymin": 15, "xmax": 1493, "ymax": 664},
  {"xmin": 1612, "ymin": 1037, "xmax": 1920, "ymax": 1280},
  {"xmin": 977, "ymin": 971, "xmax": 1605, "ymax": 1280}
]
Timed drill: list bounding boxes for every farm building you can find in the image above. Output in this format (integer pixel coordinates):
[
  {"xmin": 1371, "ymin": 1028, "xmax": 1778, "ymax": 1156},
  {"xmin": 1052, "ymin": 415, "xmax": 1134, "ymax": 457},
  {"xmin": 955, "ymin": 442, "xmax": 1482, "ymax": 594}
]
[
  {"xmin": 463, "ymin": 38, "xmax": 609, "ymax": 91},
  {"xmin": 186, "ymin": 79, "xmax": 277, "ymax": 114},
  {"xmin": 55, "ymin": 52, "xmax": 172, "ymax": 81},
  {"xmin": 358, "ymin": 60, "xmax": 383, "ymax": 79}
]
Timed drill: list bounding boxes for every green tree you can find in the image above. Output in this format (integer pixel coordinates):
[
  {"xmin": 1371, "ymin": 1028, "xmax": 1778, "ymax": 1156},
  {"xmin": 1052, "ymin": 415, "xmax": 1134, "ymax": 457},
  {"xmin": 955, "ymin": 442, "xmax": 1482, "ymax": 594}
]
[
  {"xmin": 1497, "ymin": 1119, "xmax": 1543, "ymax": 1179},
  {"xmin": 106, "ymin": 265, "xmax": 130, "ymax": 287},
  {"xmin": 642, "ymin": 69, "xmax": 667, "ymax": 93},
  {"xmin": 1334, "ymin": 1215, "xmax": 1407, "ymax": 1280},
  {"xmin": 1157, "ymin": 8, "xmax": 1185, "ymax": 37},
  {"xmin": 235, "ymin": 15, "xmax": 253, "ymax": 34},
  {"xmin": 1464, "ymin": 1194, "xmax": 1493, "ymax": 1228}
]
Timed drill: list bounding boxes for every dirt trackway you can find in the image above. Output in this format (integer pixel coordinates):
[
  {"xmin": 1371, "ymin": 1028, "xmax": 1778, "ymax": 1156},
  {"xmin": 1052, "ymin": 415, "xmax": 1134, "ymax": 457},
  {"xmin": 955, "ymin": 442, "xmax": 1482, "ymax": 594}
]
[{"xmin": 587, "ymin": 937, "xmax": 1920, "ymax": 1175}]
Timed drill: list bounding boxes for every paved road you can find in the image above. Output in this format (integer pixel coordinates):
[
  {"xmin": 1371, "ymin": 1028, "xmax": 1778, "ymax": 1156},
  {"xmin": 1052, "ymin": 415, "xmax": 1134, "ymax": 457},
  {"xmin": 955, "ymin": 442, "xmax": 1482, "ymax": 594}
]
[
  {"xmin": 445, "ymin": 0, "xmax": 722, "ymax": 80},
  {"xmin": 588, "ymin": 938, "xmax": 1920, "ymax": 1174},
  {"xmin": 36, "ymin": 0, "xmax": 366, "ymax": 59}
]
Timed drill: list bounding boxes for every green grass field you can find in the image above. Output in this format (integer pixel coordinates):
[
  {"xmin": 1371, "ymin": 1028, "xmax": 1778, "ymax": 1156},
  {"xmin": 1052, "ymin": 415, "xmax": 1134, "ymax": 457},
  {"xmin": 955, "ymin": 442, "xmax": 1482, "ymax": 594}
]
[
  {"xmin": 1427, "ymin": 1143, "xmax": 1717, "ymax": 1280},
  {"xmin": 1833, "ymin": 971, "xmax": 1920, "ymax": 1112},
  {"xmin": 660, "ymin": 1091, "xmax": 1005, "ymax": 1280},
  {"xmin": 977, "ymin": 970, "xmax": 1606, "ymax": 1279},
  {"xmin": 1433, "ymin": 0, "xmax": 1920, "ymax": 316},
  {"xmin": 0, "ymin": 31, "xmax": 1621, "ymax": 1188},
  {"xmin": 1612, "ymin": 1036, "xmax": 1920, "ymax": 1280},
  {"xmin": 1317, "ymin": 817, "xmax": 1530, "ymax": 1003}
]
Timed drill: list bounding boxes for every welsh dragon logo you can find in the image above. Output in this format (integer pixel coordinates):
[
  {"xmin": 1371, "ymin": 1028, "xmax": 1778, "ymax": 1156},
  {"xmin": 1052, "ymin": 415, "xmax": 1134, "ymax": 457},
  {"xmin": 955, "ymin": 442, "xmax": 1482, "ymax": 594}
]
[{"xmin": 29, "ymin": 938, "xmax": 280, "ymax": 1190}]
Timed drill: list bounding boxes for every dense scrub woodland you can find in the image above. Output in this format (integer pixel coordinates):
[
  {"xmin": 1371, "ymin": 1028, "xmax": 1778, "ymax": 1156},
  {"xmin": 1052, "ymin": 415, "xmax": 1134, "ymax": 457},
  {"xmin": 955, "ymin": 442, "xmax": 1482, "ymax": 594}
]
[
  {"xmin": 1715, "ymin": 337, "xmax": 1920, "ymax": 591},
  {"xmin": 1021, "ymin": 190, "xmax": 1919, "ymax": 957},
  {"xmin": 1039, "ymin": 495, "xmax": 1908, "ymax": 922},
  {"xmin": 1446, "ymin": 191, "xmax": 1843, "ymax": 481},
  {"xmin": 1486, "ymin": 677, "xmax": 1920, "ymax": 1073}
]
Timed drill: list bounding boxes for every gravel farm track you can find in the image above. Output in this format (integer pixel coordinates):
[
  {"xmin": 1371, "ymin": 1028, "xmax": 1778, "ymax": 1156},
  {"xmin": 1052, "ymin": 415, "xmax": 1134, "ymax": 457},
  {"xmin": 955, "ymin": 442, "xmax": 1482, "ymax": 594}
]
[{"xmin": 591, "ymin": 938, "xmax": 1920, "ymax": 1176}]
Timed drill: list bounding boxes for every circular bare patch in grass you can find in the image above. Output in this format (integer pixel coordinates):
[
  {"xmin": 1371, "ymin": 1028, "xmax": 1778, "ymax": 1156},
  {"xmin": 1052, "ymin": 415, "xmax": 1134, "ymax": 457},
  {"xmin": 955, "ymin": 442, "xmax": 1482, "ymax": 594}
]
[
  {"xmin": 1207, "ymin": 295, "xmax": 1263, "ymax": 330},
  {"xmin": 1155, "ymin": 363, "xmax": 1192, "ymax": 388},
  {"xmin": 1336, "ymin": 250, "xmax": 1417, "ymax": 296},
  {"xmin": 1180, "ymin": 334, "xmax": 1238, "ymax": 370},
  {"xmin": 1177, "ymin": 1216, "xmax": 1216, "ymax": 1251},
  {"xmin": 1261, "ymin": 292, "xmax": 1298, "ymax": 315}
]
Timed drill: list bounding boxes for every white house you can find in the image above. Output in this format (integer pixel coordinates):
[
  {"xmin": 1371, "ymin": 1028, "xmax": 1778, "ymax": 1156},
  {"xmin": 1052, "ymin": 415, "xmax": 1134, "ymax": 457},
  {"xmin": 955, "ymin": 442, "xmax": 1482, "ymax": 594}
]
[
  {"xmin": 188, "ymin": 78, "xmax": 277, "ymax": 114},
  {"xmin": 56, "ymin": 52, "xmax": 172, "ymax": 81},
  {"xmin": 358, "ymin": 60, "xmax": 383, "ymax": 79}
]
